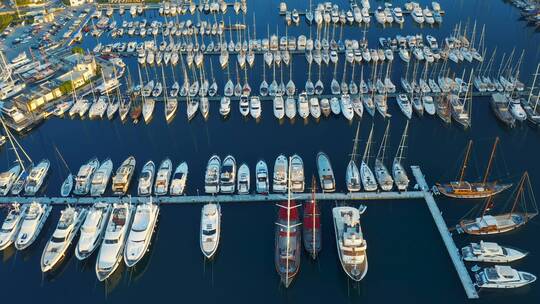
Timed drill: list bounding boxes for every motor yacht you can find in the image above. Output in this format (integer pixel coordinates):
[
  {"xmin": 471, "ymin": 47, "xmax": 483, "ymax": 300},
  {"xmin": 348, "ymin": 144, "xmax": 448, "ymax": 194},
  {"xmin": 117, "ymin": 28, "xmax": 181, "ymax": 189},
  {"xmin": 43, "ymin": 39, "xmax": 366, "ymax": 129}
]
[
  {"xmin": 154, "ymin": 159, "xmax": 172, "ymax": 196},
  {"xmin": 111, "ymin": 156, "xmax": 136, "ymax": 195},
  {"xmin": 205, "ymin": 155, "xmax": 221, "ymax": 194},
  {"xmin": 333, "ymin": 206, "xmax": 368, "ymax": 281},
  {"xmin": 200, "ymin": 203, "xmax": 221, "ymax": 259},
  {"xmin": 462, "ymin": 241, "xmax": 527, "ymax": 263},
  {"xmin": 95, "ymin": 203, "xmax": 133, "ymax": 281},
  {"xmin": 90, "ymin": 159, "xmax": 113, "ymax": 197},
  {"xmin": 124, "ymin": 202, "xmax": 159, "ymax": 267},
  {"xmin": 24, "ymin": 159, "xmax": 50, "ymax": 196},
  {"xmin": 255, "ymin": 160, "xmax": 269, "ymax": 194},
  {"xmin": 273, "ymin": 95, "xmax": 285, "ymax": 120},
  {"xmin": 41, "ymin": 207, "xmax": 87, "ymax": 272},
  {"xmin": 317, "ymin": 152, "xmax": 335, "ymax": 192},
  {"xmin": 219, "ymin": 97, "xmax": 231, "ymax": 117},
  {"xmin": 15, "ymin": 202, "xmax": 52, "ymax": 250},
  {"xmin": 397, "ymin": 94, "xmax": 413, "ymax": 119},
  {"xmin": 220, "ymin": 155, "xmax": 237, "ymax": 194},
  {"xmin": 75, "ymin": 202, "xmax": 112, "ymax": 260},
  {"xmin": 170, "ymin": 162, "xmax": 188, "ymax": 195},
  {"xmin": 289, "ymin": 155, "xmax": 305, "ymax": 193},
  {"xmin": 250, "ymin": 96, "xmax": 262, "ymax": 119},
  {"xmin": 0, "ymin": 164, "xmax": 21, "ymax": 196},
  {"xmin": 74, "ymin": 158, "xmax": 99, "ymax": 196},
  {"xmin": 475, "ymin": 266, "xmax": 536, "ymax": 289},
  {"xmin": 138, "ymin": 161, "xmax": 155, "ymax": 196},
  {"xmin": 237, "ymin": 163, "xmax": 250, "ymax": 194},
  {"xmin": 0, "ymin": 204, "xmax": 27, "ymax": 250},
  {"xmin": 239, "ymin": 94, "xmax": 250, "ymax": 117},
  {"xmin": 273, "ymin": 155, "xmax": 288, "ymax": 193}
]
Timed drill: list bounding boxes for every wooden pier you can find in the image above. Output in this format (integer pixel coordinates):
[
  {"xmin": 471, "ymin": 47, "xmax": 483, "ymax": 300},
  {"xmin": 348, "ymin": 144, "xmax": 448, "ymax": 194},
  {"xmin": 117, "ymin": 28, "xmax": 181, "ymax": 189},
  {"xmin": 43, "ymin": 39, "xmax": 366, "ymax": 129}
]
[{"xmin": 411, "ymin": 166, "xmax": 479, "ymax": 300}]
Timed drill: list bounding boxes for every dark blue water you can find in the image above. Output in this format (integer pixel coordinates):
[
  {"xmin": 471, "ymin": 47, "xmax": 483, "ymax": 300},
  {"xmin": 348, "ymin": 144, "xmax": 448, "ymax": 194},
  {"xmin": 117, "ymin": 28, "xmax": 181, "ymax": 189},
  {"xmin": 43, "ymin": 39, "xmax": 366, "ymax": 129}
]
[{"xmin": 1, "ymin": 0, "xmax": 540, "ymax": 303}]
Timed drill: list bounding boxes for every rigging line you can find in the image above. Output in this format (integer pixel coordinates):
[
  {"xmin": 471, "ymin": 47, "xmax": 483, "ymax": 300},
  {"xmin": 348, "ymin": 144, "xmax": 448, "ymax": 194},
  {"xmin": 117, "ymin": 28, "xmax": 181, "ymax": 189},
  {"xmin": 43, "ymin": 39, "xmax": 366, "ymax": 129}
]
[
  {"xmin": 0, "ymin": 117, "xmax": 32, "ymax": 168},
  {"xmin": 53, "ymin": 145, "xmax": 71, "ymax": 174}
]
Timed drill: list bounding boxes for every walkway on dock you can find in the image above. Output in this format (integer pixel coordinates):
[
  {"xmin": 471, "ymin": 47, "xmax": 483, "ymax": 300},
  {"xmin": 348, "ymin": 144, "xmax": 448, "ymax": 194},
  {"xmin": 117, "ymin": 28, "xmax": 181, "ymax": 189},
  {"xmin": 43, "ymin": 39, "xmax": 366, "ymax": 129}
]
[
  {"xmin": 0, "ymin": 190, "xmax": 424, "ymax": 205},
  {"xmin": 411, "ymin": 166, "xmax": 479, "ymax": 300}
]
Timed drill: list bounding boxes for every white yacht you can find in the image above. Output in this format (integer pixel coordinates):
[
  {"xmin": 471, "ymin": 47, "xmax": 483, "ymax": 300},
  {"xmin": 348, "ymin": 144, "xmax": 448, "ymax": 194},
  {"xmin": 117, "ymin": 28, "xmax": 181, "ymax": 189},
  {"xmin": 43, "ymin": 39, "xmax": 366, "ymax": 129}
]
[
  {"xmin": 290, "ymin": 155, "xmax": 305, "ymax": 193},
  {"xmin": 75, "ymin": 202, "xmax": 112, "ymax": 260},
  {"xmin": 250, "ymin": 96, "xmax": 262, "ymax": 119},
  {"xmin": 239, "ymin": 94, "xmax": 250, "ymax": 117},
  {"xmin": 422, "ymin": 96, "xmax": 436, "ymax": 115},
  {"xmin": 0, "ymin": 164, "xmax": 21, "ymax": 196},
  {"xmin": 317, "ymin": 152, "xmax": 335, "ymax": 192},
  {"xmin": 90, "ymin": 159, "xmax": 113, "ymax": 197},
  {"xmin": 24, "ymin": 159, "xmax": 50, "ymax": 196},
  {"xmin": 309, "ymin": 97, "xmax": 321, "ymax": 119},
  {"xmin": 111, "ymin": 156, "xmax": 136, "ymax": 195},
  {"xmin": 340, "ymin": 94, "xmax": 354, "ymax": 121},
  {"xmin": 333, "ymin": 206, "xmax": 368, "ymax": 281},
  {"xmin": 255, "ymin": 160, "xmax": 269, "ymax": 194},
  {"xmin": 74, "ymin": 158, "xmax": 100, "ymax": 196},
  {"xmin": 124, "ymin": 202, "xmax": 159, "ymax": 267},
  {"xmin": 200, "ymin": 203, "xmax": 221, "ymax": 259},
  {"xmin": 397, "ymin": 94, "xmax": 413, "ymax": 119},
  {"xmin": 220, "ymin": 155, "xmax": 236, "ymax": 194},
  {"xmin": 138, "ymin": 160, "xmax": 155, "ymax": 196},
  {"xmin": 154, "ymin": 158, "xmax": 172, "ymax": 196},
  {"xmin": 0, "ymin": 204, "xmax": 27, "ymax": 250},
  {"xmin": 219, "ymin": 97, "xmax": 231, "ymax": 117},
  {"xmin": 170, "ymin": 162, "xmax": 188, "ymax": 196},
  {"xmin": 285, "ymin": 96, "xmax": 297, "ymax": 119},
  {"xmin": 273, "ymin": 95, "xmax": 285, "ymax": 120},
  {"xmin": 273, "ymin": 155, "xmax": 288, "ymax": 193},
  {"xmin": 15, "ymin": 202, "xmax": 52, "ymax": 250},
  {"xmin": 41, "ymin": 207, "xmax": 87, "ymax": 272},
  {"xmin": 297, "ymin": 93, "xmax": 309, "ymax": 119},
  {"xmin": 475, "ymin": 266, "xmax": 536, "ymax": 289},
  {"xmin": 237, "ymin": 163, "xmax": 250, "ymax": 194},
  {"xmin": 205, "ymin": 155, "xmax": 221, "ymax": 194},
  {"xmin": 96, "ymin": 203, "xmax": 133, "ymax": 281},
  {"xmin": 462, "ymin": 241, "xmax": 527, "ymax": 263}
]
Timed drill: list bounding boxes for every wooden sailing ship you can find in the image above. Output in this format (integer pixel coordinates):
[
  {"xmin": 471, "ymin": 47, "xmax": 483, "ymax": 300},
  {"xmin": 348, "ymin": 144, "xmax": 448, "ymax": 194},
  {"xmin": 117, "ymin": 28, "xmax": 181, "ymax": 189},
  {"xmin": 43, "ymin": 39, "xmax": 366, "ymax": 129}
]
[
  {"xmin": 458, "ymin": 172, "xmax": 538, "ymax": 235},
  {"xmin": 437, "ymin": 137, "xmax": 512, "ymax": 199},
  {"xmin": 275, "ymin": 159, "xmax": 301, "ymax": 288},
  {"xmin": 302, "ymin": 177, "xmax": 321, "ymax": 259}
]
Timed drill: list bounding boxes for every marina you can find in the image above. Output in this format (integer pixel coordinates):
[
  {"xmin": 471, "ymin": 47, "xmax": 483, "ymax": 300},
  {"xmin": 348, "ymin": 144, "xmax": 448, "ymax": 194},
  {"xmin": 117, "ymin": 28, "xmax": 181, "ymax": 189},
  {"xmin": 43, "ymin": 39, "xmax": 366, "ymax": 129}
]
[{"xmin": 1, "ymin": 0, "xmax": 540, "ymax": 303}]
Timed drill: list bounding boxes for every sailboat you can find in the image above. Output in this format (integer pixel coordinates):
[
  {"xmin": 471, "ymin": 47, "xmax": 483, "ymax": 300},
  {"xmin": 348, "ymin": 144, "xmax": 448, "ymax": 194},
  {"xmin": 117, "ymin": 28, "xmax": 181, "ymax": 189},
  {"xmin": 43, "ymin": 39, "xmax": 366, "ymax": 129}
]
[
  {"xmin": 458, "ymin": 172, "xmax": 538, "ymax": 235},
  {"xmin": 303, "ymin": 178, "xmax": 321, "ymax": 259},
  {"xmin": 374, "ymin": 121, "xmax": 394, "ymax": 191},
  {"xmin": 393, "ymin": 121, "xmax": 410, "ymax": 191},
  {"xmin": 437, "ymin": 138, "xmax": 512, "ymax": 199},
  {"xmin": 346, "ymin": 122, "xmax": 361, "ymax": 192},
  {"xmin": 360, "ymin": 124, "xmax": 378, "ymax": 192},
  {"xmin": 275, "ymin": 162, "xmax": 301, "ymax": 288}
]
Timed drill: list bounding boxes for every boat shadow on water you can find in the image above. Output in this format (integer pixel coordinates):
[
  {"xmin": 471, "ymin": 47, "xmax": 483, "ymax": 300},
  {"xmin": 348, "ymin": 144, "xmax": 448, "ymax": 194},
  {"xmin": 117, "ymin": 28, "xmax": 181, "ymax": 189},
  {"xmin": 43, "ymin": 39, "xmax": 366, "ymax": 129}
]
[{"xmin": 1, "ymin": 245, "xmax": 16, "ymax": 263}]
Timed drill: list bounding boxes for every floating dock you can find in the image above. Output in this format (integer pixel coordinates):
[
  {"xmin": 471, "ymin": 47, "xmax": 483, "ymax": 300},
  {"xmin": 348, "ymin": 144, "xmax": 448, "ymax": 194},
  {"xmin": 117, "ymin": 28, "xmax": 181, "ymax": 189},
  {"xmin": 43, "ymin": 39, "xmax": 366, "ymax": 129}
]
[
  {"xmin": 0, "ymin": 166, "xmax": 478, "ymax": 299},
  {"xmin": 411, "ymin": 166, "xmax": 479, "ymax": 300}
]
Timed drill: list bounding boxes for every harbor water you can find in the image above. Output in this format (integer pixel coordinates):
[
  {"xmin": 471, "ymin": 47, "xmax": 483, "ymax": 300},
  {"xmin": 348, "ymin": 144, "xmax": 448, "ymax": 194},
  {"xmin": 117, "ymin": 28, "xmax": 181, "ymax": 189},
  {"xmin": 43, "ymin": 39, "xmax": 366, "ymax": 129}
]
[{"xmin": 1, "ymin": 0, "xmax": 540, "ymax": 303}]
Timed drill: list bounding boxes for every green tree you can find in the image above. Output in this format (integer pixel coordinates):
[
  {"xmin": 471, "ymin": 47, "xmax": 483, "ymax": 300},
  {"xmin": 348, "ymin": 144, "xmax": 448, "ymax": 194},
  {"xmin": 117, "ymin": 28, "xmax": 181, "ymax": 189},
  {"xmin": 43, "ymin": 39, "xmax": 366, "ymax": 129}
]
[{"xmin": 59, "ymin": 80, "xmax": 74, "ymax": 95}]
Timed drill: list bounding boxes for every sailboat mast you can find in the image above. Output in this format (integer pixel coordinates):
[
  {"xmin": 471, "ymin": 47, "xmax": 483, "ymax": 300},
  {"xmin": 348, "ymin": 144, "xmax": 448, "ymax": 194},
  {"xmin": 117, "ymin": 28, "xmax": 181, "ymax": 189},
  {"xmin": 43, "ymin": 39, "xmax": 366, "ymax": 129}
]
[
  {"xmin": 482, "ymin": 137, "xmax": 499, "ymax": 185},
  {"xmin": 362, "ymin": 124, "xmax": 374, "ymax": 163},
  {"xmin": 351, "ymin": 121, "xmax": 361, "ymax": 162},
  {"xmin": 376, "ymin": 120, "xmax": 390, "ymax": 161},
  {"xmin": 529, "ymin": 63, "xmax": 539, "ymax": 109},
  {"xmin": 311, "ymin": 176, "xmax": 316, "ymax": 258},
  {"xmin": 458, "ymin": 140, "xmax": 473, "ymax": 183},
  {"xmin": 285, "ymin": 156, "xmax": 292, "ymax": 287},
  {"xmin": 397, "ymin": 120, "xmax": 410, "ymax": 162},
  {"xmin": 509, "ymin": 172, "xmax": 527, "ymax": 216}
]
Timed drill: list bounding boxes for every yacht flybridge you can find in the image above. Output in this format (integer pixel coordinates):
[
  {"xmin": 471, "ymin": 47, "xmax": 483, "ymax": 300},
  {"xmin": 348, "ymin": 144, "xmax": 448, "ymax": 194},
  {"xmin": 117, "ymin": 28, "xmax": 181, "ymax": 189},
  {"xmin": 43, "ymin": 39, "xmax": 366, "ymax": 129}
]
[{"xmin": 76, "ymin": 202, "xmax": 111, "ymax": 260}]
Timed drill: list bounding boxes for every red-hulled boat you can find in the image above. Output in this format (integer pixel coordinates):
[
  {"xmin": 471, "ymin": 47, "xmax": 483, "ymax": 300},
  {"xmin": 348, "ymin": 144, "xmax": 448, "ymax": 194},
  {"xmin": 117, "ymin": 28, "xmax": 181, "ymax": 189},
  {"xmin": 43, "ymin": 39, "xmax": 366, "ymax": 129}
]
[
  {"xmin": 275, "ymin": 199, "xmax": 301, "ymax": 288},
  {"xmin": 303, "ymin": 179, "xmax": 321, "ymax": 259}
]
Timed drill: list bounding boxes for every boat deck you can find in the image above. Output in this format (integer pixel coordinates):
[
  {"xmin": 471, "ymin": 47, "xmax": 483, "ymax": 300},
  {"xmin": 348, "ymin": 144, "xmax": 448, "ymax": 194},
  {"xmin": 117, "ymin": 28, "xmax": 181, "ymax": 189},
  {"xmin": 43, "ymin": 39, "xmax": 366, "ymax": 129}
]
[{"xmin": 411, "ymin": 166, "xmax": 479, "ymax": 299}]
